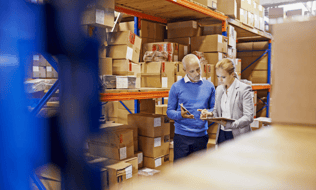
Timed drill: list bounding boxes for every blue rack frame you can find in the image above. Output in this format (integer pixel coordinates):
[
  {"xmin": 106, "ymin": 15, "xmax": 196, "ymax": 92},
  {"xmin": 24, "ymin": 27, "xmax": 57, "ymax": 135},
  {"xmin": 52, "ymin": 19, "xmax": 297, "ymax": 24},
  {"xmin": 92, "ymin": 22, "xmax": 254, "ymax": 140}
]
[{"xmin": 238, "ymin": 40, "xmax": 272, "ymax": 118}]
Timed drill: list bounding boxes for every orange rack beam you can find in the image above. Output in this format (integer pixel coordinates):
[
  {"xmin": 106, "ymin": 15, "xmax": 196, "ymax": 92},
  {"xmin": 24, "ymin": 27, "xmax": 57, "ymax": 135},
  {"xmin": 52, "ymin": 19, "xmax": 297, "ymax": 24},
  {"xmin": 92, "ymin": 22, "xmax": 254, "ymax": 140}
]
[
  {"xmin": 165, "ymin": 0, "xmax": 227, "ymax": 21},
  {"xmin": 115, "ymin": 6, "xmax": 168, "ymax": 24},
  {"xmin": 252, "ymin": 84, "xmax": 271, "ymax": 91},
  {"xmin": 100, "ymin": 91, "xmax": 169, "ymax": 102}
]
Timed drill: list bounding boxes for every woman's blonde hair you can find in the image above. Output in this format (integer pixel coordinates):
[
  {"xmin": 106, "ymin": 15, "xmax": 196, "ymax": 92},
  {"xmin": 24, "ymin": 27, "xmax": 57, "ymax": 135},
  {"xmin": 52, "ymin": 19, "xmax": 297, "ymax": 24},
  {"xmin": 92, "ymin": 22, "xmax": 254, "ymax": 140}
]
[{"xmin": 215, "ymin": 58, "xmax": 236, "ymax": 75}]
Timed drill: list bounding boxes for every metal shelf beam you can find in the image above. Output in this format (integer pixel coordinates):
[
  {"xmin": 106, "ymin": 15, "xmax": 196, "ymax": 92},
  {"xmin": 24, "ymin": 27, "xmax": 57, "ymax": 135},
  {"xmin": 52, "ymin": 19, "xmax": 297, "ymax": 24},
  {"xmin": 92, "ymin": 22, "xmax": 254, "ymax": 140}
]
[{"xmin": 100, "ymin": 91, "xmax": 169, "ymax": 102}]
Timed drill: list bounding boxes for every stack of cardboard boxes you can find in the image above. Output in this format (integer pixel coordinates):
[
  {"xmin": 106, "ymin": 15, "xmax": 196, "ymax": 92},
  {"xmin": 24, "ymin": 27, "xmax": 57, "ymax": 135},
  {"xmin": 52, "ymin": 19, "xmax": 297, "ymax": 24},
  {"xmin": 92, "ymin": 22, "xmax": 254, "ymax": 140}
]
[
  {"xmin": 32, "ymin": 54, "xmax": 58, "ymax": 79},
  {"xmin": 128, "ymin": 114, "xmax": 171, "ymax": 169},
  {"xmin": 194, "ymin": 0, "xmax": 217, "ymax": 9},
  {"xmin": 217, "ymin": 0, "xmax": 265, "ymax": 31},
  {"xmin": 237, "ymin": 41, "xmax": 269, "ymax": 83}
]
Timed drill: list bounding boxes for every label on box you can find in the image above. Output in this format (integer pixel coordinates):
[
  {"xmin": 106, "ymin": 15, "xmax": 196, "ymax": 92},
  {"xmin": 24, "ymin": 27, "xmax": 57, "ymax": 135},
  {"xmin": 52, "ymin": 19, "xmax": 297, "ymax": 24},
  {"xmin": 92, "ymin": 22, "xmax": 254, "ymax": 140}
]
[
  {"xmin": 158, "ymin": 101, "xmax": 161, "ymax": 105},
  {"xmin": 177, "ymin": 76, "xmax": 182, "ymax": 81},
  {"xmin": 174, "ymin": 55, "xmax": 178, "ymax": 62},
  {"xmin": 154, "ymin": 137, "xmax": 161, "ymax": 147},
  {"xmin": 120, "ymin": 147, "xmax": 127, "ymax": 160},
  {"xmin": 33, "ymin": 66, "xmax": 39, "ymax": 72},
  {"xmin": 125, "ymin": 166, "xmax": 133, "ymax": 179},
  {"xmin": 219, "ymin": 53, "xmax": 223, "ymax": 61},
  {"xmin": 212, "ymin": 1, "xmax": 217, "ymax": 9},
  {"xmin": 218, "ymin": 35, "xmax": 222, "ymax": 43},
  {"xmin": 126, "ymin": 46, "xmax": 133, "ymax": 60},
  {"xmin": 96, "ymin": 9, "xmax": 105, "ymax": 25},
  {"xmin": 117, "ymin": 77, "xmax": 128, "ymax": 89},
  {"xmin": 193, "ymin": 21, "xmax": 197, "ymax": 29},
  {"xmin": 184, "ymin": 46, "xmax": 188, "ymax": 55},
  {"xmin": 154, "ymin": 117, "xmax": 161, "ymax": 127},
  {"xmin": 162, "ymin": 77, "xmax": 168, "ymax": 88},
  {"xmin": 138, "ymin": 152, "xmax": 143, "ymax": 164},
  {"xmin": 259, "ymin": 5, "xmax": 263, "ymax": 11},
  {"xmin": 47, "ymin": 66, "xmax": 52, "ymax": 72},
  {"xmin": 33, "ymin": 55, "xmax": 39, "ymax": 61},
  {"xmin": 155, "ymin": 157, "xmax": 162, "ymax": 168}
]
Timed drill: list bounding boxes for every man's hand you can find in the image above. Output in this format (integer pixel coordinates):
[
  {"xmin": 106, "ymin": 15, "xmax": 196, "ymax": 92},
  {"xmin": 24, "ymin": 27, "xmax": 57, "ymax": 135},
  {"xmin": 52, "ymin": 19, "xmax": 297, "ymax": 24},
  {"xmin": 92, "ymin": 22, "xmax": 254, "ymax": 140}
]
[
  {"xmin": 181, "ymin": 106, "xmax": 194, "ymax": 119},
  {"xmin": 197, "ymin": 109, "xmax": 213, "ymax": 119}
]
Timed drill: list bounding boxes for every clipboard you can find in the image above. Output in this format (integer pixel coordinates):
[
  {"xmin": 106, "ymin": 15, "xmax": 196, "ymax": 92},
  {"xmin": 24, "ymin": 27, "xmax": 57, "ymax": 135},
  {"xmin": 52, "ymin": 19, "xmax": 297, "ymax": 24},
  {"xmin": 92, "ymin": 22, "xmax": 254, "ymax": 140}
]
[{"xmin": 205, "ymin": 117, "xmax": 236, "ymax": 122}]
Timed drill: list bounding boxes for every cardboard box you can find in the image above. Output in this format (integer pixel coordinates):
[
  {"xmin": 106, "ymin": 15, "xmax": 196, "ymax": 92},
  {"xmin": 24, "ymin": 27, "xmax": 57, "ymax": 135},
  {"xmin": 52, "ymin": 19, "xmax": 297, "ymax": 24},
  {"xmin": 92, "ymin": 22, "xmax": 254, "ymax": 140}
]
[
  {"xmin": 248, "ymin": 12, "xmax": 254, "ymax": 26},
  {"xmin": 118, "ymin": 21, "xmax": 135, "ymax": 32},
  {"xmin": 227, "ymin": 25, "xmax": 237, "ymax": 48},
  {"xmin": 46, "ymin": 66, "xmax": 57, "ymax": 78},
  {"xmin": 254, "ymin": 14, "xmax": 260, "ymax": 29},
  {"xmin": 271, "ymin": 19, "xmax": 316, "ymax": 125},
  {"xmin": 206, "ymin": 64, "xmax": 216, "ymax": 84},
  {"xmin": 141, "ymin": 62, "xmax": 175, "ymax": 88},
  {"xmin": 106, "ymin": 162, "xmax": 133, "ymax": 187},
  {"xmin": 170, "ymin": 148, "xmax": 174, "ymax": 162},
  {"xmin": 259, "ymin": 17, "xmax": 265, "ymax": 31},
  {"xmin": 269, "ymin": 8, "xmax": 284, "ymax": 18},
  {"xmin": 167, "ymin": 21, "xmax": 201, "ymax": 39},
  {"xmin": 204, "ymin": 52, "xmax": 225, "ymax": 65},
  {"xmin": 99, "ymin": 58, "xmax": 112, "ymax": 75},
  {"xmin": 139, "ymin": 135, "xmax": 170, "ymax": 158},
  {"xmin": 237, "ymin": 0, "xmax": 251, "ymax": 12},
  {"xmin": 239, "ymin": 8, "xmax": 248, "ymax": 24},
  {"xmin": 107, "ymin": 45, "xmax": 141, "ymax": 63},
  {"xmin": 112, "ymin": 59, "xmax": 135, "ymax": 75},
  {"xmin": 107, "ymin": 31, "xmax": 142, "ymax": 47},
  {"xmin": 140, "ymin": 38, "xmax": 156, "ymax": 62},
  {"xmin": 252, "ymin": 1, "xmax": 259, "ymax": 15},
  {"xmin": 175, "ymin": 62, "xmax": 186, "ymax": 82},
  {"xmin": 286, "ymin": 9, "xmax": 302, "ymax": 18},
  {"xmin": 155, "ymin": 105, "xmax": 168, "ymax": 115},
  {"xmin": 240, "ymin": 56, "xmax": 267, "ymax": 80},
  {"xmin": 258, "ymin": 5, "xmax": 264, "ymax": 17},
  {"xmin": 33, "ymin": 66, "xmax": 46, "ymax": 78},
  {"xmin": 118, "ymin": 99, "xmax": 156, "ymax": 114},
  {"xmin": 194, "ymin": 0, "xmax": 217, "ymax": 9},
  {"xmin": 82, "ymin": 6, "xmax": 114, "ymax": 28},
  {"xmin": 191, "ymin": 35, "xmax": 228, "ymax": 53},
  {"xmin": 237, "ymin": 42, "xmax": 253, "ymax": 56},
  {"xmin": 249, "ymin": 70, "xmax": 267, "ymax": 83},
  {"xmin": 123, "ymin": 157, "xmax": 138, "ymax": 174},
  {"xmin": 164, "ymin": 37, "xmax": 191, "ymax": 45},
  {"xmin": 89, "ymin": 129, "xmax": 134, "ymax": 160},
  {"xmin": 116, "ymin": 76, "xmax": 137, "ymax": 89},
  {"xmin": 143, "ymin": 155, "xmax": 170, "ymax": 169},
  {"xmin": 33, "ymin": 54, "xmax": 47, "ymax": 66},
  {"xmin": 228, "ymin": 47, "xmax": 237, "ymax": 59},
  {"xmin": 253, "ymin": 41, "xmax": 269, "ymax": 56},
  {"xmin": 143, "ymin": 42, "xmax": 182, "ymax": 62},
  {"xmin": 128, "ymin": 113, "xmax": 170, "ymax": 138},
  {"xmin": 203, "ymin": 24, "xmax": 222, "ymax": 36},
  {"xmin": 217, "ymin": 0, "xmax": 237, "ymax": 18},
  {"xmin": 134, "ymin": 151, "xmax": 144, "ymax": 169}
]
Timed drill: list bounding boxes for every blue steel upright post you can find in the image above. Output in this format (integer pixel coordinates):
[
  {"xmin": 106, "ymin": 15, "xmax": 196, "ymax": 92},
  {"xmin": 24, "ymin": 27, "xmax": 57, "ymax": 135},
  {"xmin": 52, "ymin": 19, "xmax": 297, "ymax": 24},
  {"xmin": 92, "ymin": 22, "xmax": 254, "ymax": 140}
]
[
  {"xmin": 266, "ymin": 40, "xmax": 272, "ymax": 117},
  {"xmin": 134, "ymin": 17, "xmax": 141, "ymax": 113}
]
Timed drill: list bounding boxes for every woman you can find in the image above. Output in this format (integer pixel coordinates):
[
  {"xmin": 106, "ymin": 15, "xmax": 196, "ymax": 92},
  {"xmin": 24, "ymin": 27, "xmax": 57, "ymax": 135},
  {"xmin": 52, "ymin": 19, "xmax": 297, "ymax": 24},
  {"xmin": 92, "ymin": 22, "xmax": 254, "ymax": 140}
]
[{"xmin": 199, "ymin": 58, "xmax": 254, "ymax": 144}]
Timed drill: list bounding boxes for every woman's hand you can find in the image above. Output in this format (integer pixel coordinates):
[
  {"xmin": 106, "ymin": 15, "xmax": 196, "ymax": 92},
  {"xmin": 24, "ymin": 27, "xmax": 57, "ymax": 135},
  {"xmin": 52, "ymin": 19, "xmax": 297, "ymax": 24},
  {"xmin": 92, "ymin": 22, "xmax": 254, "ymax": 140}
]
[{"xmin": 197, "ymin": 109, "xmax": 213, "ymax": 119}]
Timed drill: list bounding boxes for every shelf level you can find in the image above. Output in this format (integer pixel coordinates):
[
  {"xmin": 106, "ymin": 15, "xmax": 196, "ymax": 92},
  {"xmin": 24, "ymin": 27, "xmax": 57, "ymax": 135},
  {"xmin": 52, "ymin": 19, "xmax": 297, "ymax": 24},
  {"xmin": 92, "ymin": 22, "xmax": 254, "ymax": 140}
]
[
  {"xmin": 252, "ymin": 84, "xmax": 271, "ymax": 91},
  {"xmin": 100, "ymin": 88, "xmax": 169, "ymax": 101},
  {"xmin": 115, "ymin": 0, "xmax": 227, "ymax": 23}
]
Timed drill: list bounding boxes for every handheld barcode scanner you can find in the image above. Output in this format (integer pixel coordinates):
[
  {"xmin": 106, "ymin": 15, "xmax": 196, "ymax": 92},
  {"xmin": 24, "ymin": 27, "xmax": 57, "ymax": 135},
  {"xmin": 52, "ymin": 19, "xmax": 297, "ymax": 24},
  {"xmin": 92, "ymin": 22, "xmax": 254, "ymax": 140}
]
[{"xmin": 180, "ymin": 103, "xmax": 196, "ymax": 120}]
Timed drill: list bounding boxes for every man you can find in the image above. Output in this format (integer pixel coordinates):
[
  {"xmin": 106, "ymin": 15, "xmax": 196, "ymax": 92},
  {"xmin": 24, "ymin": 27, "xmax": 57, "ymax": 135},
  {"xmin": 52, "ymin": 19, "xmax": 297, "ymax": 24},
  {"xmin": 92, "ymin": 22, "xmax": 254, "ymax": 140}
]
[{"xmin": 167, "ymin": 54, "xmax": 215, "ymax": 162}]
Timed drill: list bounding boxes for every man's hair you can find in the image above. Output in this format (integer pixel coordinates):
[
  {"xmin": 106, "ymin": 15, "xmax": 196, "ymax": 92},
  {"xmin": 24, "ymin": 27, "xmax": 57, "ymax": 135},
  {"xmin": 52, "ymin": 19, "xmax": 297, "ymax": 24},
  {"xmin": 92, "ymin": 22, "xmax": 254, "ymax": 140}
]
[
  {"xmin": 182, "ymin": 54, "xmax": 200, "ymax": 69},
  {"xmin": 215, "ymin": 58, "xmax": 236, "ymax": 75}
]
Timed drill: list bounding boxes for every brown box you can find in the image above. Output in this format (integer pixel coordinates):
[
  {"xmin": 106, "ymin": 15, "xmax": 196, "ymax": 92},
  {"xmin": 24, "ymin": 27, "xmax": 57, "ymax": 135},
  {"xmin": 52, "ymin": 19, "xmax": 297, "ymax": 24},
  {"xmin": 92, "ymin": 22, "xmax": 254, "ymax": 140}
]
[
  {"xmin": 112, "ymin": 59, "xmax": 135, "ymax": 75},
  {"xmin": 155, "ymin": 105, "xmax": 168, "ymax": 115},
  {"xmin": 194, "ymin": 0, "xmax": 217, "ymax": 9},
  {"xmin": 175, "ymin": 62, "xmax": 186, "ymax": 82},
  {"xmin": 252, "ymin": 1, "xmax": 259, "ymax": 15},
  {"xmin": 143, "ymin": 42, "xmax": 180, "ymax": 62},
  {"xmin": 254, "ymin": 14, "xmax": 260, "ymax": 29},
  {"xmin": 46, "ymin": 66, "xmax": 56, "ymax": 78},
  {"xmin": 118, "ymin": 21, "xmax": 135, "ymax": 32},
  {"xmin": 217, "ymin": 0, "xmax": 238, "ymax": 18},
  {"xmin": 134, "ymin": 151, "xmax": 144, "ymax": 169},
  {"xmin": 228, "ymin": 47, "xmax": 237, "ymax": 59},
  {"xmin": 117, "ymin": 108, "xmax": 135, "ymax": 125},
  {"xmin": 89, "ymin": 129, "xmax": 134, "ymax": 160},
  {"xmin": 118, "ymin": 99, "xmax": 156, "ymax": 114},
  {"xmin": 139, "ymin": 135, "xmax": 170, "ymax": 158},
  {"xmin": 140, "ymin": 38, "xmax": 156, "ymax": 62},
  {"xmin": 249, "ymin": 70, "xmax": 267, "ymax": 83},
  {"xmin": 81, "ymin": 6, "xmax": 114, "ymax": 28},
  {"xmin": 237, "ymin": 0, "xmax": 251, "ymax": 12},
  {"xmin": 33, "ymin": 66, "xmax": 46, "ymax": 78},
  {"xmin": 253, "ymin": 41, "xmax": 269, "ymax": 56},
  {"xmin": 271, "ymin": 19, "xmax": 316, "ymax": 125},
  {"xmin": 33, "ymin": 54, "xmax": 47, "ymax": 66},
  {"xmin": 128, "ymin": 113, "xmax": 170, "ymax": 138},
  {"xmin": 124, "ymin": 157, "xmax": 138, "ymax": 174},
  {"xmin": 204, "ymin": 52, "xmax": 225, "ymax": 65},
  {"xmin": 206, "ymin": 64, "xmax": 216, "ymax": 84},
  {"xmin": 286, "ymin": 9, "xmax": 302, "ymax": 18},
  {"xmin": 269, "ymin": 8, "xmax": 284, "ymax": 18},
  {"xmin": 247, "ymin": 12, "xmax": 254, "ymax": 26},
  {"xmin": 170, "ymin": 148, "xmax": 174, "ymax": 162},
  {"xmin": 237, "ymin": 42, "xmax": 253, "ymax": 56},
  {"xmin": 227, "ymin": 25, "xmax": 237, "ymax": 48},
  {"xmin": 99, "ymin": 57, "xmax": 112, "ymax": 75},
  {"xmin": 141, "ymin": 62, "xmax": 175, "ymax": 88},
  {"xmin": 259, "ymin": 17, "xmax": 265, "ymax": 31},
  {"xmin": 164, "ymin": 37, "xmax": 191, "ymax": 45},
  {"xmin": 203, "ymin": 24, "xmax": 222, "ymax": 36},
  {"xmin": 106, "ymin": 162, "xmax": 133, "ymax": 187},
  {"xmin": 191, "ymin": 35, "xmax": 228, "ymax": 53},
  {"xmin": 107, "ymin": 31, "xmax": 141, "ymax": 47},
  {"xmin": 107, "ymin": 45, "xmax": 141, "ymax": 63},
  {"xmin": 143, "ymin": 155, "xmax": 170, "ymax": 169},
  {"xmin": 239, "ymin": 8, "xmax": 248, "ymax": 24},
  {"xmin": 258, "ymin": 5, "xmax": 264, "ymax": 17},
  {"xmin": 167, "ymin": 21, "xmax": 201, "ymax": 39}
]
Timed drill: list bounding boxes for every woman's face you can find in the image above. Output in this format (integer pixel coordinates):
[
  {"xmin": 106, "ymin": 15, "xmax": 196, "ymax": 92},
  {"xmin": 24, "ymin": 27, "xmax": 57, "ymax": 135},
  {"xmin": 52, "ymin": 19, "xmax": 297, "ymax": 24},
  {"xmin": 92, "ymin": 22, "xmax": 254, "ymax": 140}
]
[{"xmin": 216, "ymin": 68, "xmax": 235, "ymax": 87}]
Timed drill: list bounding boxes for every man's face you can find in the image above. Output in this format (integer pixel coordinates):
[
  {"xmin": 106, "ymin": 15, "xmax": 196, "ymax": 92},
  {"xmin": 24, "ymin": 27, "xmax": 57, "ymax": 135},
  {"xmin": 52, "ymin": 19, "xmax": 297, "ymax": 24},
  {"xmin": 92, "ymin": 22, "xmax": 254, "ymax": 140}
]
[
  {"xmin": 216, "ymin": 68, "xmax": 235, "ymax": 87},
  {"xmin": 184, "ymin": 60, "xmax": 201, "ymax": 82}
]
